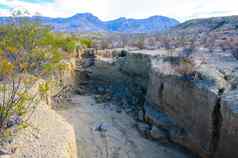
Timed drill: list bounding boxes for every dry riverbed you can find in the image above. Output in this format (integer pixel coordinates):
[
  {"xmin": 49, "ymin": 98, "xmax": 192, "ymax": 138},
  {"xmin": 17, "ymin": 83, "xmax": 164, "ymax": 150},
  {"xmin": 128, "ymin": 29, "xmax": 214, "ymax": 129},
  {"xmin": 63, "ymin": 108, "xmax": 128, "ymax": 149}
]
[{"xmin": 56, "ymin": 94, "xmax": 194, "ymax": 158}]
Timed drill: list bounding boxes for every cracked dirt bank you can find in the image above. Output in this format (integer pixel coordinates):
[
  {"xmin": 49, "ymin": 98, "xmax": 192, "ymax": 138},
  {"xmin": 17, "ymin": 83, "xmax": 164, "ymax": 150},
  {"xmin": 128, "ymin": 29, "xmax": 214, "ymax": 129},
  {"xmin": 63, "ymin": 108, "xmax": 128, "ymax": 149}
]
[{"xmin": 56, "ymin": 94, "xmax": 194, "ymax": 158}]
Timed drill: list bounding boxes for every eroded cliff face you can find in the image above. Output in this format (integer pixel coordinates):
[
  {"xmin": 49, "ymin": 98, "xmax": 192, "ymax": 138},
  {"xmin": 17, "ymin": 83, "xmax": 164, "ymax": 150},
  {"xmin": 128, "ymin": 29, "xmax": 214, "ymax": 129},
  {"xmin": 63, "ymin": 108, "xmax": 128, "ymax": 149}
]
[
  {"xmin": 146, "ymin": 62, "xmax": 219, "ymax": 157},
  {"xmin": 146, "ymin": 51, "xmax": 238, "ymax": 158},
  {"xmin": 218, "ymin": 90, "xmax": 238, "ymax": 158},
  {"xmin": 76, "ymin": 48, "xmax": 238, "ymax": 158}
]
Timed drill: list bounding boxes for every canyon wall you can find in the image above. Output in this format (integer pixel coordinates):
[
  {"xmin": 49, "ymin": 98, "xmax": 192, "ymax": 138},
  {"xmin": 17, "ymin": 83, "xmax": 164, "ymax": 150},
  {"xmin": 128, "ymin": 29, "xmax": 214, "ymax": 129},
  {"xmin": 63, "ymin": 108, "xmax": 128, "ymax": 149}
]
[{"xmin": 76, "ymin": 48, "xmax": 238, "ymax": 158}]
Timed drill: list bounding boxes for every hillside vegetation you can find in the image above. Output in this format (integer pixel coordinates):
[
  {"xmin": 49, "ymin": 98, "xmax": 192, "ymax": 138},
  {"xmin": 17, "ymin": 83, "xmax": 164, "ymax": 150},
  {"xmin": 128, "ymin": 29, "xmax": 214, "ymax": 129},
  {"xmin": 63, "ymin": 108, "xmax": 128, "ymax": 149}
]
[{"xmin": 0, "ymin": 18, "xmax": 94, "ymax": 142}]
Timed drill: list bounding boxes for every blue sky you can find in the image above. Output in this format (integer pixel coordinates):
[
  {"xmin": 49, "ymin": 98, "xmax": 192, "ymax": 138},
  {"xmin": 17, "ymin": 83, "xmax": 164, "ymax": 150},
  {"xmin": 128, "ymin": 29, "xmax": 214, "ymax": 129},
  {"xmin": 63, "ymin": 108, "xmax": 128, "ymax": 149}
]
[{"xmin": 0, "ymin": 0, "xmax": 238, "ymax": 22}]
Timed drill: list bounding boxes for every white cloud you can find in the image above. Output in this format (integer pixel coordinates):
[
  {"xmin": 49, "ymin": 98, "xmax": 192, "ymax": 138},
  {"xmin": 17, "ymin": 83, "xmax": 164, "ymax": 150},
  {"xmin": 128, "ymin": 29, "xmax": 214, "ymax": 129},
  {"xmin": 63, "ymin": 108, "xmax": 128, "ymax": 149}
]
[{"xmin": 0, "ymin": 0, "xmax": 238, "ymax": 21}]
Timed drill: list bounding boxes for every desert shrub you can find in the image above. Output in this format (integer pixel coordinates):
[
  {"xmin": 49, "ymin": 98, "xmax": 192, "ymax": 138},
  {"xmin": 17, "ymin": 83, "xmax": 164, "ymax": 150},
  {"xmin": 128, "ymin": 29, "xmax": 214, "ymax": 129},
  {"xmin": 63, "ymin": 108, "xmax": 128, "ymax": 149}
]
[
  {"xmin": 64, "ymin": 39, "xmax": 77, "ymax": 53},
  {"xmin": 0, "ymin": 76, "xmax": 38, "ymax": 138},
  {"xmin": 134, "ymin": 37, "xmax": 145, "ymax": 49},
  {"xmin": 38, "ymin": 82, "xmax": 50, "ymax": 105},
  {"xmin": 175, "ymin": 58, "xmax": 195, "ymax": 77},
  {"xmin": 174, "ymin": 56, "xmax": 207, "ymax": 80},
  {"xmin": 79, "ymin": 38, "xmax": 93, "ymax": 48},
  {"xmin": 40, "ymin": 33, "xmax": 77, "ymax": 56},
  {"xmin": 0, "ymin": 18, "xmax": 70, "ymax": 139}
]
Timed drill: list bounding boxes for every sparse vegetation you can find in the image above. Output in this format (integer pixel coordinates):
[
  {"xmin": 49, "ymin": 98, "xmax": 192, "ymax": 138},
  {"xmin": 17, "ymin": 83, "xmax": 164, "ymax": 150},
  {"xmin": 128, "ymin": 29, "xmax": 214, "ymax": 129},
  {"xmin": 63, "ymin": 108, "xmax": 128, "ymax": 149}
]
[
  {"xmin": 174, "ymin": 54, "xmax": 207, "ymax": 80},
  {"xmin": 0, "ymin": 18, "xmax": 77, "ymax": 139},
  {"xmin": 175, "ymin": 58, "xmax": 196, "ymax": 78},
  {"xmin": 79, "ymin": 38, "xmax": 94, "ymax": 48},
  {"xmin": 134, "ymin": 36, "xmax": 145, "ymax": 49}
]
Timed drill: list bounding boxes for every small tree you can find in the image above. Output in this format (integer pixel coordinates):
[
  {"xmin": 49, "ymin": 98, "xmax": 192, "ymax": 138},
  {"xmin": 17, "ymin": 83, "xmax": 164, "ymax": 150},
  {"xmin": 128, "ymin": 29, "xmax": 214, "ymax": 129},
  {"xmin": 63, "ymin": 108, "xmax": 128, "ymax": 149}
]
[
  {"xmin": 147, "ymin": 38, "xmax": 156, "ymax": 49},
  {"xmin": 175, "ymin": 58, "xmax": 195, "ymax": 77},
  {"xmin": 134, "ymin": 36, "xmax": 145, "ymax": 49},
  {"xmin": 175, "ymin": 55, "xmax": 207, "ymax": 80},
  {"xmin": 79, "ymin": 38, "xmax": 93, "ymax": 48},
  {"xmin": 0, "ymin": 18, "xmax": 70, "ymax": 139}
]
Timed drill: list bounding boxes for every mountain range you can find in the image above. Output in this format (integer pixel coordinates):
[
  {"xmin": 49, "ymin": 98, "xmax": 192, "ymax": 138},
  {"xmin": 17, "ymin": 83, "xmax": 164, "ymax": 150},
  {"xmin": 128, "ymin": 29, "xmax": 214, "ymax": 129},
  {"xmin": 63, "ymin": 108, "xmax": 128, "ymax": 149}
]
[{"xmin": 0, "ymin": 13, "xmax": 179, "ymax": 33}]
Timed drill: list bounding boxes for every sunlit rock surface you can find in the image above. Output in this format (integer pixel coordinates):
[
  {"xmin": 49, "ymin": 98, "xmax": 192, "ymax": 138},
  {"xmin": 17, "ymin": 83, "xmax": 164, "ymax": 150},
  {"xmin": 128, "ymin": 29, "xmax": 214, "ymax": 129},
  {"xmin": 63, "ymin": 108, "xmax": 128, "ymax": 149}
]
[
  {"xmin": 76, "ymin": 48, "xmax": 238, "ymax": 158},
  {"xmin": 2, "ymin": 102, "xmax": 77, "ymax": 158}
]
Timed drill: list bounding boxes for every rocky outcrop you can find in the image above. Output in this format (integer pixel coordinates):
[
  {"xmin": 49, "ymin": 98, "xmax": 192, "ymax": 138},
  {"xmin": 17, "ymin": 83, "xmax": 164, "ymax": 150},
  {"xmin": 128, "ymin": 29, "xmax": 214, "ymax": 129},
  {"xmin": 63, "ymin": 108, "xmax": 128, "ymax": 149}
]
[
  {"xmin": 145, "ymin": 50, "xmax": 238, "ymax": 157},
  {"xmin": 76, "ymin": 48, "xmax": 238, "ymax": 158},
  {"xmin": 75, "ymin": 49, "xmax": 154, "ymax": 107},
  {"xmin": 146, "ymin": 64, "xmax": 218, "ymax": 157}
]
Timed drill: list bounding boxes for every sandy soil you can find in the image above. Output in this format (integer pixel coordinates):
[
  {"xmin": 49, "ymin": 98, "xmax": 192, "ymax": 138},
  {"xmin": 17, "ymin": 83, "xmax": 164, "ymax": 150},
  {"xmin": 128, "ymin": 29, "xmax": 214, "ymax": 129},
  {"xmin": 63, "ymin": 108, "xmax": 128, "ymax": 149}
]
[{"xmin": 56, "ymin": 94, "xmax": 193, "ymax": 158}]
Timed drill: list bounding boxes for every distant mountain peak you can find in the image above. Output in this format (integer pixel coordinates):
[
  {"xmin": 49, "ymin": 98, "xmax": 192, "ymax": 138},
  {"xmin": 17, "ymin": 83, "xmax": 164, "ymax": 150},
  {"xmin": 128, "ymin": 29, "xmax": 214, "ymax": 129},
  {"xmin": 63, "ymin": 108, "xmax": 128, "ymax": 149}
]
[
  {"xmin": 111, "ymin": 17, "xmax": 127, "ymax": 21},
  {"xmin": 148, "ymin": 15, "xmax": 164, "ymax": 18},
  {"xmin": 0, "ymin": 12, "xmax": 180, "ymax": 33},
  {"xmin": 72, "ymin": 13, "xmax": 94, "ymax": 18}
]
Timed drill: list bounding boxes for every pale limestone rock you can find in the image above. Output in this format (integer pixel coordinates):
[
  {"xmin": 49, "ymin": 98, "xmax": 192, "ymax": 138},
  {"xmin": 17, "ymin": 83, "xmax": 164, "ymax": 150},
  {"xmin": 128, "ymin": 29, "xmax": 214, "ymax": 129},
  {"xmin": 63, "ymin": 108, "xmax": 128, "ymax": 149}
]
[{"xmin": 7, "ymin": 103, "xmax": 77, "ymax": 158}]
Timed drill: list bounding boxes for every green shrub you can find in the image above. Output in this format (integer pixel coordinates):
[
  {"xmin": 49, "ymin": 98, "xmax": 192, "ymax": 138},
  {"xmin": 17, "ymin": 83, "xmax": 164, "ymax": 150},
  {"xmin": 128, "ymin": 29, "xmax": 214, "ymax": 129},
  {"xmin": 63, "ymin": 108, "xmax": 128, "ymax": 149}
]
[
  {"xmin": 79, "ymin": 38, "xmax": 93, "ymax": 48},
  {"xmin": 0, "ymin": 18, "xmax": 70, "ymax": 139},
  {"xmin": 175, "ymin": 58, "xmax": 194, "ymax": 77}
]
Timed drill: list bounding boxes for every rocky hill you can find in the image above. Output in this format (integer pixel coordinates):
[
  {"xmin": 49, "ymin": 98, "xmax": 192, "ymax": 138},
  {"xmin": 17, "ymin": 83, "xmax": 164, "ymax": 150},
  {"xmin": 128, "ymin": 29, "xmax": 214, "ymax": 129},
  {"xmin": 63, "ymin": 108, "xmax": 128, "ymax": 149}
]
[
  {"xmin": 167, "ymin": 16, "xmax": 238, "ymax": 47},
  {"xmin": 150, "ymin": 16, "xmax": 238, "ymax": 59},
  {"xmin": 172, "ymin": 15, "xmax": 238, "ymax": 34},
  {"xmin": 0, "ymin": 13, "xmax": 179, "ymax": 33}
]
